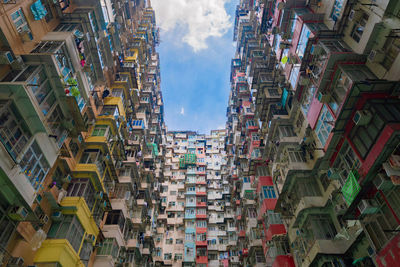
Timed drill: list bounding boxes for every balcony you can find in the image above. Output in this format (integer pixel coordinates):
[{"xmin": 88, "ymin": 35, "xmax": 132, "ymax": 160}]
[
  {"xmin": 308, "ymin": 40, "xmax": 365, "ymax": 94},
  {"xmin": 34, "ymin": 239, "xmax": 83, "ymax": 266},
  {"xmin": 196, "ymin": 202, "xmax": 207, "ymax": 207},
  {"xmin": 196, "ymin": 255, "xmax": 208, "ymax": 264}
]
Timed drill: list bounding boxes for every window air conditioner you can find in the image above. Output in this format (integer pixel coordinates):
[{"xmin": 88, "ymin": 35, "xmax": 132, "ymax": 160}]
[
  {"xmin": 368, "ymin": 49, "xmax": 385, "ymax": 63},
  {"xmin": 358, "ymin": 199, "xmax": 379, "ymax": 215},
  {"xmin": 372, "ymin": 173, "xmax": 393, "ymax": 191},
  {"xmin": 51, "ymin": 211, "xmax": 63, "ymax": 221},
  {"xmin": 0, "ymin": 51, "xmax": 14, "ymax": 64},
  {"xmin": 62, "ymin": 174, "xmax": 72, "ymax": 184},
  {"xmin": 8, "ymin": 206, "xmax": 28, "ymax": 221},
  {"xmin": 327, "ymin": 168, "xmax": 340, "ymax": 180},
  {"xmin": 348, "ymin": 9, "xmax": 356, "ymax": 21},
  {"xmin": 353, "ymin": 110, "xmax": 372, "ymax": 126}
]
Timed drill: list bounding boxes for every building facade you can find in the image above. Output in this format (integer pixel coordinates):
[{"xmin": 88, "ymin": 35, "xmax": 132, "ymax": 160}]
[
  {"xmin": 0, "ymin": 0, "xmax": 166, "ymax": 266},
  {"xmin": 225, "ymin": 0, "xmax": 400, "ymax": 267},
  {"xmin": 0, "ymin": 0, "xmax": 400, "ymax": 266}
]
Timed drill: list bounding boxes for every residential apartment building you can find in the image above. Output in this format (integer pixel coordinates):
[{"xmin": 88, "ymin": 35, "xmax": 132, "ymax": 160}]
[
  {"xmin": 0, "ymin": 0, "xmax": 400, "ymax": 266},
  {"xmin": 154, "ymin": 130, "xmax": 231, "ymax": 267},
  {"xmin": 225, "ymin": 0, "xmax": 400, "ymax": 267},
  {"xmin": 0, "ymin": 0, "xmax": 166, "ymax": 266}
]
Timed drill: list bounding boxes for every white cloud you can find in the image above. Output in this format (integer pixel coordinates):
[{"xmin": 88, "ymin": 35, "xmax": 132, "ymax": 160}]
[
  {"xmin": 180, "ymin": 107, "xmax": 185, "ymax": 115},
  {"xmin": 152, "ymin": 0, "xmax": 232, "ymax": 52}
]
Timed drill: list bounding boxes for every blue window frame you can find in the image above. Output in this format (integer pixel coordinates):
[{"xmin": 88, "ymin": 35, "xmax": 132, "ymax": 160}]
[{"xmin": 262, "ymin": 186, "xmax": 276, "ymax": 199}]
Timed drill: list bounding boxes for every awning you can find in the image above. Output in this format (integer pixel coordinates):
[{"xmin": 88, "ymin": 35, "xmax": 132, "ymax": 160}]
[{"xmin": 31, "ymin": 0, "xmax": 47, "ymax": 20}]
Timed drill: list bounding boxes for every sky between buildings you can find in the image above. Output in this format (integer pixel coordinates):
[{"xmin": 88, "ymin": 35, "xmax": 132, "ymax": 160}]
[{"xmin": 152, "ymin": 0, "xmax": 238, "ymax": 134}]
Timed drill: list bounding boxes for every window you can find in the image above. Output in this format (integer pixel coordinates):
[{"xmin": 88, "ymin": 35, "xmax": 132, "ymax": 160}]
[
  {"xmin": 287, "ymin": 148, "xmax": 306, "ymax": 163},
  {"xmin": 330, "ymin": 0, "xmax": 344, "ymax": 21},
  {"xmin": 329, "ymin": 71, "xmax": 351, "ymax": 114},
  {"xmin": 166, "ymin": 238, "xmax": 173, "ymax": 244},
  {"xmin": 80, "ymin": 238, "xmax": 93, "ymax": 265},
  {"xmin": 176, "ymin": 239, "xmax": 183, "ymax": 244},
  {"xmin": 262, "ymin": 186, "xmax": 276, "ymax": 199},
  {"xmin": 315, "ymin": 105, "xmax": 334, "ymax": 146},
  {"xmin": 92, "ymin": 125, "xmax": 110, "ymax": 137},
  {"xmin": 80, "ymin": 148, "xmax": 106, "ymax": 177},
  {"xmin": 306, "ymin": 214, "xmax": 337, "ymax": 240},
  {"xmin": 0, "ymin": 101, "xmax": 30, "ymax": 160},
  {"xmin": 43, "ymin": 0, "xmax": 53, "ymax": 22},
  {"xmin": 164, "ymin": 253, "xmax": 172, "ymax": 260},
  {"xmin": 243, "ymin": 177, "xmax": 250, "ymax": 183},
  {"xmin": 333, "ymin": 142, "xmax": 361, "ymax": 185},
  {"xmin": 174, "ymin": 253, "xmax": 183, "ymax": 260},
  {"xmin": 185, "ymin": 233, "xmax": 195, "ymax": 241},
  {"xmin": 186, "ymin": 247, "xmax": 194, "ymax": 257},
  {"xmin": 197, "ymin": 209, "xmax": 206, "ymax": 215},
  {"xmin": 196, "ymin": 233, "xmax": 206, "ymax": 241},
  {"xmin": 69, "ymin": 140, "xmax": 79, "ymax": 157},
  {"xmin": 350, "ymin": 103, "xmax": 385, "ymax": 158},
  {"xmin": 0, "ymin": 209, "xmax": 15, "ymax": 247},
  {"xmin": 196, "ymin": 220, "xmax": 207, "ymax": 228},
  {"xmin": 27, "ymin": 67, "xmax": 56, "ymax": 116},
  {"xmin": 67, "ymin": 179, "xmax": 96, "ymax": 210},
  {"xmin": 100, "ymin": 105, "xmax": 119, "ymax": 117},
  {"xmin": 350, "ymin": 12, "xmax": 369, "ymax": 43},
  {"xmin": 48, "ymin": 215, "xmax": 84, "ymax": 252},
  {"xmin": 382, "ymin": 31, "xmax": 400, "ymax": 70},
  {"xmin": 20, "ymin": 141, "xmax": 50, "ymax": 190},
  {"xmin": 11, "ymin": 9, "xmax": 33, "ymax": 40},
  {"xmin": 170, "ymin": 191, "xmax": 177, "ymax": 195},
  {"xmin": 47, "ymin": 105, "xmax": 65, "ymax": 147},
  {"xmin": 246, "ymin": 120, "xmax": 256, "ymax": 128},
  {"xmin": 278, "ymin": 125, "xmax": 295, "ymax": 137},
  {"xmin": 105, "ymin": 210, "xmax": 125, "ymax": 233}
]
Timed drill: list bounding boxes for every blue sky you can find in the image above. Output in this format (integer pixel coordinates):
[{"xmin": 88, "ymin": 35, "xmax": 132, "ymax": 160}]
[{"xmin": 152, "ymin": 0, "xmax": 238, "ymax": 133}]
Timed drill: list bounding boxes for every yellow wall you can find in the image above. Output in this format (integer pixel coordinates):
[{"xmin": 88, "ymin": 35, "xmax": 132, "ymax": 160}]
[
  {"xmin": 60, "ymin": 197, "xmax": 99, "ymax": 239},
  {"xmin": 34, "ymin": 239, "xmax": 84, "ymax": 267}
]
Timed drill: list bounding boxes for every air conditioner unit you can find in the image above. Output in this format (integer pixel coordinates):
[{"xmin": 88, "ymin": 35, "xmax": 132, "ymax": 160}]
[
  {"xmin": 327, "ymin": 168, "xmax": 340, "ymax": 179},
  {"xmin": 368, "ymin": 49, "xmax": 385, "ymax": 63},
  {"xmin": 373, "ymin": 173, "xmax": 393, "ymax": 191},
  {"xmin": 0, "ymin": 51, "xmax": 14, "ymax": 64},
  {"xmin": 317, "ymin": 92, "xmax": 330, "ymax": 103},
  {"xmin": 358, "ymin": 199, "xmax": 379, "ymax": 215},
  {"xmin": 51, "ymin": 211, "xmax": 63, "ymax": 221},
  {"xmin": 39, "ymin": 214, "xmax": 49, "ymax": 224},
  {"xmin": 62, "ymin": 174, "xmax": 72, "ymax": 184},
  {"xmin": 353, "ymin": 110, "xmax": 372, "ymax": 126},
  {"xmin": 334, "ymin": 203, "xmax": 347, "ymax": 214},
  {"xmin": 85, "ymin": 234, "xmax": 96, "ymax": 243},
  {"xmin": 8, "ymin": 257, "xmax": 24, "ymax": 267},
  {"xmin": 11, "ymin": 56, "xmax": 25, "ymax": 70},
  {"xmin": 348, "ymin": 9, "xmax": 356, "ymax": 21},
  {"xmin": 8, "ymin": 206, "xmax": 28, "ymax": 221},
  {"xmin": 96, "ymin": 191, "xmax": 104, "ymax": 200}
]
